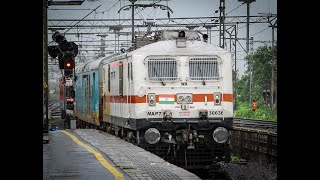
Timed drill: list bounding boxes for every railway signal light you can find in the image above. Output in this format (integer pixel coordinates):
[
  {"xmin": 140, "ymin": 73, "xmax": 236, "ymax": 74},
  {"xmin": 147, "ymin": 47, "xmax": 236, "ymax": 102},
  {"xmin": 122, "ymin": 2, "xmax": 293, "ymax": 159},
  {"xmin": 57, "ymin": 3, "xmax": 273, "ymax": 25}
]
[
  {"xmin": 48, "ymin": 45, "xmax": 59, "ymax": 58},
  {"xmin": 48, "ymin": 31, "xmax": 78, "ymax": 70},
  {"xmin": 65, "ymin": 59, "xmax": 73, "ymax": 69},
  {"xmin": 52, "ymin": 31, "xmax": 66, "ymax": 45},
  {"xmin": 63, "ymin": 52, "xmax": 75, "ymax": 77}
]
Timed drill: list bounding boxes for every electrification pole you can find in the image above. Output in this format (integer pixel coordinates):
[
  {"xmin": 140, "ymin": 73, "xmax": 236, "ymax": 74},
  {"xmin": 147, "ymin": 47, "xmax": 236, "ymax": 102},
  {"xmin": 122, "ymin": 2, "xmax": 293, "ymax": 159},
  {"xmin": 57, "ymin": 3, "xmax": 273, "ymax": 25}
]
[
  {"xmin": 219, "ymin": 0, "xmax": 225, "ymax": 48},
  {"xmin": 130, "ymin": 0, "xmax": 137, "ymax": 44},
  {"xmin": 249, "ymin": 37, "xmax": 253, "ymax": 105},
  {"xmin": 269, "ymin": 21, "xmax": 277, "ymax": 109},
  {"xmin": 43, "ymin": 0, "xmax": 49, "ymax": 143},
  {"xmin": 97, "ymin": 34, "xmax": 107, "ymax": 57},
  {"xmin": 238, "ymin": 0, "xmax": 255, "ymax": 54},
  {"xmin": 234, "ymin": 25, "xmax": 237, "ymax": 102}
]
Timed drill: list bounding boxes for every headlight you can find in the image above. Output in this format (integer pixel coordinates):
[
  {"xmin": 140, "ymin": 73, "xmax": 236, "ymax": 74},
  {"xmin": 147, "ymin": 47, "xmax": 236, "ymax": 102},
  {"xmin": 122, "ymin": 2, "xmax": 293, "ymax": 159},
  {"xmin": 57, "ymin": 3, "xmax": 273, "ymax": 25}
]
[
  {"xmin": 177, "ymin": 93, "xmax": 193, "ymax": 104},
  {"xmin": 145, "ymin": 128, "xmax": 161, "ymax": 144},
  {"xmin": 179, "ymin": 96, "xmax": 184, "ymax": 102},
  {"xmin": 148, "ymin": 93, "xmax": 156, "ymax": 106},
  {"xmin": 186, "ymin": 96, "xmax": 192, "ymax": 103},
  {"xmin": 214, "ymin": 92, "xmax": 221, "ymax": 105},
  {"xmin": 213, "ymin": 127, "xmax": 229, "ymax": 143}
]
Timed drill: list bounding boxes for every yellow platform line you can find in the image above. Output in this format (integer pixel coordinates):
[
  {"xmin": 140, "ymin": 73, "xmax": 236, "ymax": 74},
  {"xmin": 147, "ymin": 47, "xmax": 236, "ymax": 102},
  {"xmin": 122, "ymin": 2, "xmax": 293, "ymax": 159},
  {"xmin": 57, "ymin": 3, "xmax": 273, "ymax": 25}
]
[{"xmin": 61, "ymin": 130, "xmax": 125, "ymax": 180}]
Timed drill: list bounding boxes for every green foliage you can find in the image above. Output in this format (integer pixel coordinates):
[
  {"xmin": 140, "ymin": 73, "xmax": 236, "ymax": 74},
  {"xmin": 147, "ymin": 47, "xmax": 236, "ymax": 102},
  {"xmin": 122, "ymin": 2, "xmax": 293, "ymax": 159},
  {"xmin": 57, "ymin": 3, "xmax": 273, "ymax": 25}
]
[
  {"xmin": 230, "ymin": 155, "xmax": 247, "ymax": 163},
  {"xmin": 234, "ymin": 101, "xmax": 277, "ymax": 121},
  {"xmin": 234, "ymin": 44, "xmax": 277, "ymax": 121}
]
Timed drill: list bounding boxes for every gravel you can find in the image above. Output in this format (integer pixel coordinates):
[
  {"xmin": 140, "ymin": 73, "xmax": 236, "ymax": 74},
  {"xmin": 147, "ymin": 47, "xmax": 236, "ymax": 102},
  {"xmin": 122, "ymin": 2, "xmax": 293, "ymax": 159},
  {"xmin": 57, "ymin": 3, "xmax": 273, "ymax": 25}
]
[{"xmin": 221, "ymin": 161, "xmax": 277, "ymax": 180}]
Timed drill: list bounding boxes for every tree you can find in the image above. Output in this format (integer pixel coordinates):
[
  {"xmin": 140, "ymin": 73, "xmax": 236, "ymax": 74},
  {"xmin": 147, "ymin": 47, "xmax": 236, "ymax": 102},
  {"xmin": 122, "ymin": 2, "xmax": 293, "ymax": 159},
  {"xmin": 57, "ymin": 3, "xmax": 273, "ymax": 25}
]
[{"xmin": 237, "ymin": 44, "xmax": 277, "ymax": 107}]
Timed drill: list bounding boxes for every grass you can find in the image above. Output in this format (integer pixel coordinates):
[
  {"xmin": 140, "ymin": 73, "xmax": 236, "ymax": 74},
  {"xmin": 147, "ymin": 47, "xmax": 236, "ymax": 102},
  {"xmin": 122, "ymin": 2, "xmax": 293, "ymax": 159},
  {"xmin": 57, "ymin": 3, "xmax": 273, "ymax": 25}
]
[
  {"xmin": 234, "ymin": 101, "xmax": 277, "ymax": 122},
  {"xmin": 230, "ymin": 155, "xmax": 247, "ymax": 163}
]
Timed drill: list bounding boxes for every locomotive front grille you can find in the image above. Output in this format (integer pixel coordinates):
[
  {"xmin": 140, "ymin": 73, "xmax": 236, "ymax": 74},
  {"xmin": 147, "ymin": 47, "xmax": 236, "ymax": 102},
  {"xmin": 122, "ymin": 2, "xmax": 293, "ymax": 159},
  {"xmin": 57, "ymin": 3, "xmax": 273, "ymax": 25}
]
[
  {"xmin": 189, "ymin": 57, "xmax": 220, "ymax": 81},
  {"xmin": 147, "ymin": 58, "xmax": 178, "ymax": 82}
]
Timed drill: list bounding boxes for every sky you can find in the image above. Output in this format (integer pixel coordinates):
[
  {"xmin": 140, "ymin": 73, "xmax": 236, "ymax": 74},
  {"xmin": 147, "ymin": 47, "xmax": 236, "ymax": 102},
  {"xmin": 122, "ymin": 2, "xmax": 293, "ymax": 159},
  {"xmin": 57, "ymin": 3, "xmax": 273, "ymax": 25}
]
[{"xmin": 48, "ymin": 0, "xmax": 277, "ymax": 78}]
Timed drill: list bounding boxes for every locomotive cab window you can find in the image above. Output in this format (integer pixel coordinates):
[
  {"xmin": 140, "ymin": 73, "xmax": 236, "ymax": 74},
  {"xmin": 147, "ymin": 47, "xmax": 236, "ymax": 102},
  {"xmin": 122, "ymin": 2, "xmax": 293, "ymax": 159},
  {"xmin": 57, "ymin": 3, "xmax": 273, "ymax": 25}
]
[
  {"xmin": 146, "ymin": 57, "xmax": 178, "ymax": 82},
  {"xmin": 188, "ymin": 57, "xmax": 220, "ymax": 81}
]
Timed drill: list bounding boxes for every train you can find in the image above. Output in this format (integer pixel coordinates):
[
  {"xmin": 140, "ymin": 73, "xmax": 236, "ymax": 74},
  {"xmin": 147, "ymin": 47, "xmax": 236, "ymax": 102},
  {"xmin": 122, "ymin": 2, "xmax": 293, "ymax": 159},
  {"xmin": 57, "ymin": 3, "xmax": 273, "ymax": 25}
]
[{"xmin": 60, "ymin": 30, "xmax": 233, "ymax": 171}]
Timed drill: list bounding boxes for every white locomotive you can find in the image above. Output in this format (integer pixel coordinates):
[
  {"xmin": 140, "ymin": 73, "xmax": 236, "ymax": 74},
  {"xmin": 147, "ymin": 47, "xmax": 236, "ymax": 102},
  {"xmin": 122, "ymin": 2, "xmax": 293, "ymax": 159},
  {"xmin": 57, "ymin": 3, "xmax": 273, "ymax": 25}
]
[{"xmin": 75, "ymin": 30, "xmax": 233, "ymax": 170}]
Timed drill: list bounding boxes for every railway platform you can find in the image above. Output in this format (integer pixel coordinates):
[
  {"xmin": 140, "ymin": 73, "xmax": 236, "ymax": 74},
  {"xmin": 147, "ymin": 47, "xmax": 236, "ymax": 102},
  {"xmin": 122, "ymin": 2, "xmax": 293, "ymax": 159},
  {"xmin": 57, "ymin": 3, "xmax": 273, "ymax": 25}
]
[{"xmin": 43, "ymin": 129, "xmax": 200, "ymax": 180}]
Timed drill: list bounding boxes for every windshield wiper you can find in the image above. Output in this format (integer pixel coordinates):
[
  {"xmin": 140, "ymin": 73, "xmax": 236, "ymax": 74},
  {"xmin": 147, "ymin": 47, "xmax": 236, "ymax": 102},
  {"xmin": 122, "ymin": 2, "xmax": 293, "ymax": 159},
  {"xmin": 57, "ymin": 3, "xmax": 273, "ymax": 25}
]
[
  {"xmin": 197, "ymin": 64, "xmax": 206, "ymax": 85},
  {"xmin": 153, "ymin": 65, "xmax": 165, "ymax": 86}
]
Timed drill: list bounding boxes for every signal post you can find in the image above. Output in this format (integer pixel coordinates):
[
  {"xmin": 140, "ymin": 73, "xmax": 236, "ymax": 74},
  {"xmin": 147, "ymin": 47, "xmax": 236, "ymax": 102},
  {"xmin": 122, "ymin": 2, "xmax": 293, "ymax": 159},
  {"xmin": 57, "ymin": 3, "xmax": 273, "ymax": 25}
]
[{"xmin": 48, "ymin": 31, "xmax": 77, "ymax": 129}]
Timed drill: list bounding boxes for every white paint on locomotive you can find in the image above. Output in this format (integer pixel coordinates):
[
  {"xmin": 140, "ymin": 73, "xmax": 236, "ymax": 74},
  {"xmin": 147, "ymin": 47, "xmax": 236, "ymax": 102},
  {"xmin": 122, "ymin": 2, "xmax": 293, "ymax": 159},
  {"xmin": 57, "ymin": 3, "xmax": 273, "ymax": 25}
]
[{"xmin": 99, "ymin": 33, "xmax": 233, "ymax": 123}]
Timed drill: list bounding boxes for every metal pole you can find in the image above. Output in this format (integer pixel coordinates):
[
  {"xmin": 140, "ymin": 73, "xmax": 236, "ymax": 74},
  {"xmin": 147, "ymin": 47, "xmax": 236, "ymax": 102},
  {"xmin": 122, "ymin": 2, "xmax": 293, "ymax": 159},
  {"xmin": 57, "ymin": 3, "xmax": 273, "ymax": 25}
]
[
  {"xmin": 219, "ymin": 2, "xmax": 222, "ymax": 47},
  {"xmin": 249, "ymin": 37, "xmax": 253, "ymax": 105},
  {"xmin": 130, "ymin": 0, "xmax": 137, "ymax": 44},
  {"xmin": 43, "ymin": 0, "xmax": 49, "ymax": 132},
  {"xmin": 115, "ymin": 33, "xmax": 117, "ymax": 53},
  {"xmin": 222, "ymin": 0, "xmax": 225, "ymax": 49},
  {"xmin": 271, "ymin": 26, "xmax": 274, "ymax": 109},
  {"xmin": 219, "ymin": 0, "xmax": 225, "ymax": 48},
  {"xmin": 234, "ymin": 25, "xmax": 237, "ymax": 101},
  {"xmin": 246, "ymin": 3, "xmax": 249, "ymax": 54},
  {"xmin": 229, "ymin": 33, "xmax": 232, "ymax": 51}
]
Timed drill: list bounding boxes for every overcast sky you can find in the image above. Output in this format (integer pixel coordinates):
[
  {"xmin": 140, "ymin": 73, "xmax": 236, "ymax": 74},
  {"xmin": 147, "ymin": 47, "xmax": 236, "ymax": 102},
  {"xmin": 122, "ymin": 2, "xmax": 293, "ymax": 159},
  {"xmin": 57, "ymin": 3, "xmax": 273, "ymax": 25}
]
[{"xmin": 48, "ymin": 0, "xmax": 277, "ymax": 77}]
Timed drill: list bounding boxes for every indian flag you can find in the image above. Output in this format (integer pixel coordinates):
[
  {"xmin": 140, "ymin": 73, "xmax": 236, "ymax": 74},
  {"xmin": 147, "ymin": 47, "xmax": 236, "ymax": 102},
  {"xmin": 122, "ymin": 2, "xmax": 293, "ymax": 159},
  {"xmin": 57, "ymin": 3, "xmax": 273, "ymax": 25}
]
[{"xmin": 159, "ymin": 94, "xmax": 175, "ymax": 104}]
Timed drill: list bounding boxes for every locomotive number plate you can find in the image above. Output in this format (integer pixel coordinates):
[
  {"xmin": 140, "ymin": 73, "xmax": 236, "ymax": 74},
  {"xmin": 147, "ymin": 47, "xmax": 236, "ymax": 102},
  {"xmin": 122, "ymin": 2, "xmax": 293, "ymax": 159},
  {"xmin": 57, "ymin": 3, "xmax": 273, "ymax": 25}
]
[{"xmin": 208, "ymin": 111, "xmax": 223, "ymax": 116}]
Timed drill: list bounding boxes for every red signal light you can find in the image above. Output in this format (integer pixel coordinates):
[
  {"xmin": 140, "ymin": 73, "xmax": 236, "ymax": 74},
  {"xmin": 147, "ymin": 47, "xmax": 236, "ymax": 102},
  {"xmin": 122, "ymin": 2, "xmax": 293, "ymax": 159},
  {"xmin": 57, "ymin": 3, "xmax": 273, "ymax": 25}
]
[{"xmin": 64, "ymin": 59, "xmax": 73, "ymax": 69}]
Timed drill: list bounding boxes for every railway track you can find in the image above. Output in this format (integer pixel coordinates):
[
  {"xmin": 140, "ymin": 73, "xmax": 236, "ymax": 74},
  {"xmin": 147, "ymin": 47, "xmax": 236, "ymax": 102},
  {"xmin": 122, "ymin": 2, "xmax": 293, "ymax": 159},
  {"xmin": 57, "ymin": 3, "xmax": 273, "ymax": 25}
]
[
  {"xmin": 48, "ymin": 99, "xmax": 61, "ymax": 118},
  {"xmin": 233, "ymin": 118, "xmax": 277, "ymax": 133}
]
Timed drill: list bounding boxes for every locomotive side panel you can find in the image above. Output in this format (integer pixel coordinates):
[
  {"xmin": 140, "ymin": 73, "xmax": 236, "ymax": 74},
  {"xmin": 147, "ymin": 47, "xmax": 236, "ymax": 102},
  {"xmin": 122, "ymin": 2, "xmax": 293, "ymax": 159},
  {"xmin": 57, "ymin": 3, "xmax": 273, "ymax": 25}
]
[
  {"xmin": 101, "ymin": 63, "xmax": 111, "ymax": 123},
  {"xmin": 101, "ymin": 57, "xmax": 134, "ymax": 126}
]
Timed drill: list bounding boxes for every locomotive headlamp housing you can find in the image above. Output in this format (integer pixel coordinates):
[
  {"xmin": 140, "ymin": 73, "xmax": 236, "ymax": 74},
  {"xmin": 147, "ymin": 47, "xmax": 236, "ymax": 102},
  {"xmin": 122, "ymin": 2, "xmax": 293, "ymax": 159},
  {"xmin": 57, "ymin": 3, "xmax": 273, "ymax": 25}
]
[
  {"xmin": 148, "ymin": 93, "xmax": 156, "ymax": 106},
  {"xmin": 176, "ymin": 31, "xmax": 186, "ymax": 48},
  {"xmin": 186, "ymin": 95, "xmax": 192, "ymax": 103},
  {"xmin": 178, "ymin": 96, "xmax": 185, "ymax": 103},
  {"xmin": 145, "ymin": 128, "xmax": 161, "ymax": 144},
  {"xmin": 213, "ymin": 127, "xmax": 229, "ymax": 143},
  {"xmin": 177, "ymin": 93, "xmax": 193, "ymax": 104},
  {"xmin": 214, "ymin": 92, "xmax": 221, "ymax": 105}
]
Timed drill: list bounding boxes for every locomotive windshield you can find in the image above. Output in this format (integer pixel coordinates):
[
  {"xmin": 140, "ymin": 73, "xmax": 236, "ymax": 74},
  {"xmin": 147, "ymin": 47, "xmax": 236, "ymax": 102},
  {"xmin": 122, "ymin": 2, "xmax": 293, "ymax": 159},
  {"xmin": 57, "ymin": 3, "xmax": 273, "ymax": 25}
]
[
  {"xmin": 189, "ymin": 57, "xmax": 220, "ymax": 81},
  {"xmin": 147, "ymin": 57, "xmax": 178, "ymax": 82}
]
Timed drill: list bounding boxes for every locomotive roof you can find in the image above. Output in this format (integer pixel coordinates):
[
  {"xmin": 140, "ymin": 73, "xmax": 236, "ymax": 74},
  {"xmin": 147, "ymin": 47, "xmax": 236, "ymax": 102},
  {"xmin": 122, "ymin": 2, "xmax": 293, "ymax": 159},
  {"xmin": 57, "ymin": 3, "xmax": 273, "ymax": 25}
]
[
  {"xmin": 132, "ymin": 40, "xmax": 230, "ymax": 56},
  {"xmin": 75, "ymin": 62, "xmax": 88, "ymax": 73},
  {"xmin": 75, "ymin": 57, "xmax": 105, "ymax": 74}
]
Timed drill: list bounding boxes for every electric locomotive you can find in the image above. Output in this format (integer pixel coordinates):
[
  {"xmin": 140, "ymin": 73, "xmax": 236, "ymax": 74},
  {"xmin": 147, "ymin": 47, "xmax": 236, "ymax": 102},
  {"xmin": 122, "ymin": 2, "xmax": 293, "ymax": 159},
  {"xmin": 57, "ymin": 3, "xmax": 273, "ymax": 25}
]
[{"xmin": 75, "ymin": 30, "xmax": 233, "ymax": 170}]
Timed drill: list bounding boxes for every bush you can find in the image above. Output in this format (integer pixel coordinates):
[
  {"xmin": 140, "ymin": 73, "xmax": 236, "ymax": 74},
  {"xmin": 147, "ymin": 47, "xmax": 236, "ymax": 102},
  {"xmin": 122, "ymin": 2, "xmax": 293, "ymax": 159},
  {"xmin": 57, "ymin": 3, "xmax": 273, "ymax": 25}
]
[{"xmin": 234, "ymin": 101, "xmax": 277, "ymax": 121}]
